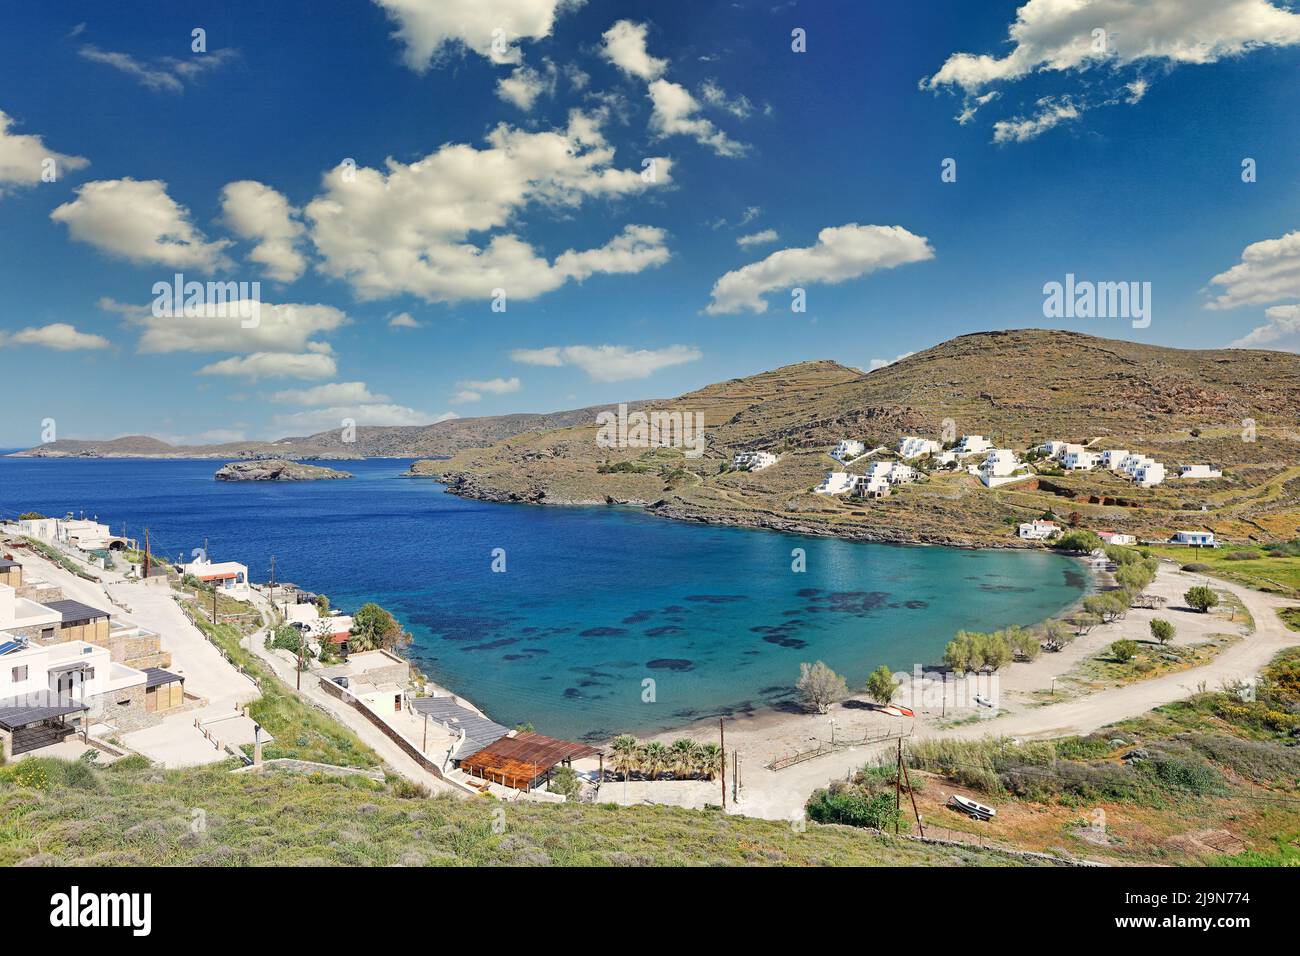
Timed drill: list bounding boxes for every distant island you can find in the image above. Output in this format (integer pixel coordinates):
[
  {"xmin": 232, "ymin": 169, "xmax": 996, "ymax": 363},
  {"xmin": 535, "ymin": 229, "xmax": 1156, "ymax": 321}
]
[{"xmin": 215, "ymin": 459, "xmax": 353, "ymax": 482}]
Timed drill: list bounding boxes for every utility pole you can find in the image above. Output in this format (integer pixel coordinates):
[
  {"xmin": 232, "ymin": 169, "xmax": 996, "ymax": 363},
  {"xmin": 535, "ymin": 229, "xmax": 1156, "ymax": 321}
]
[
  {"xmin": 296, "ymin": 628, "xmax": 304, "ymax": 691},
  {"xmin": 143, "ymin": 528, "xmax": 151, "ymax": 580},
  {"xmin": 732, "ymin": 750, "xmax": 738, "ymax": 803},
  {"xmin": 719, "ymin": 718, "xmax": 726, "ymax": 810},
  {"xmin": 268, "ymin": 554, "xmax": 276, "ymax": 613},
  {"xmin": 894, "ymin": 739, "xmax": 903, "ymax": 835},
  {"xmin": 901, "ymin": 744, "xmax": 925, "ymax": 838}
]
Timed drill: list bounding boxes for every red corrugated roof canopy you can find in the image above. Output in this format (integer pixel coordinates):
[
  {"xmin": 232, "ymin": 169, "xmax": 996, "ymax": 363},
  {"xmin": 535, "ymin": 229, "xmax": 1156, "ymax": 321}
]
[{"xmin": 457, "ymin": 731, "xmax": 601, "ymax": 790}]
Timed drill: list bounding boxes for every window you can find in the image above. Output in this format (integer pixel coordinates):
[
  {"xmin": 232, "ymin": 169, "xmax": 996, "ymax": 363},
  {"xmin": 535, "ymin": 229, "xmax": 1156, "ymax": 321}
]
[{"xmin": 11, "ymin": 665, "xmax": 27, "ymax": 682}]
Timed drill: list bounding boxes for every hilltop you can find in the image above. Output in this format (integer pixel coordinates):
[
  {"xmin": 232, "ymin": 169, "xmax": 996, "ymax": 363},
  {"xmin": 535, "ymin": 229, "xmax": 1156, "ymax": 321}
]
[{"xmin": 423, "ymin": 329, "xmax": 1300, "ymax": 547}]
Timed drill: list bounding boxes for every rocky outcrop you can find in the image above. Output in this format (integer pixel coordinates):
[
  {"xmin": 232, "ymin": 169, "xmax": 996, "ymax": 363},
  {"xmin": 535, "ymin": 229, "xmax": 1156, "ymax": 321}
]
[{"xmin": 214, "ymin": 459, "xmax": 352, "ymax": 481}]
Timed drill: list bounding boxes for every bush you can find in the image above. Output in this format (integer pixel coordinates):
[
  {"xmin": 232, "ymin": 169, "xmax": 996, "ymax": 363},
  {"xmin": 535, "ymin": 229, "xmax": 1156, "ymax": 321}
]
[
  {"xmin": 864, "ymin": 665, "xmax": 899, "ymax": 704},
  {"xmin": 1223, "ymin": 550, "xmax": 1262, "ymax": 561},
  {"xmin": 797, "ymin": 661, "xmax": 847, "ymax": 714},
  {"xmin": 1185, "ymin": 585, "xmax": 1219, "ymax": 613},
  {"xmin": 1149, "ymin": 618, "xmax": 1176, "ymax": 645},
  {"xmin": 806, "ymin": 786, "xmax": 905, "ymax": 831},
  {"xmin": 1056, "ymin": 530, "xmax": 1103, "ymax": 553},
  {"xmin": 1111, "ymin": 639, "xmax": 1139, "ymax": 663}
]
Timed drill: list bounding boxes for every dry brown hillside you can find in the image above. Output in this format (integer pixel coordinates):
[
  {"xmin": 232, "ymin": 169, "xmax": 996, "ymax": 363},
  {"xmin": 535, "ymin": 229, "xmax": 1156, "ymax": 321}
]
[{"xmin": 427, "ymin": 330, "xmax": 1300, "ymax": 547}]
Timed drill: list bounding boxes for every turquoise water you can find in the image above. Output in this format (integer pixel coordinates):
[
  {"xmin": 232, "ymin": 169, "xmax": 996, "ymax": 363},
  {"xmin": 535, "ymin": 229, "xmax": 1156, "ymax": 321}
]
[{"xmin": 0, "ymin": 456, "xmax": 1089, "ymax": 740}]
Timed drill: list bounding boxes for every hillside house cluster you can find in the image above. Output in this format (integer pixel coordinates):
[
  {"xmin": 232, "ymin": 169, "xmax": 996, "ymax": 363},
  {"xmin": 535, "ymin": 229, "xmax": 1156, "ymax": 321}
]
[
  {"xmin": 178, "ymin": 556, "xmax": 252, "ymax": 602},
  {"xmin": 815, "ymin": 461, "xmax": 917, "ymax": 499},
  {"xmin": 831, "ymin": 439, "xmax": 866, "ymax": 462},
  {"xmin": 898, "ymin": 436, "xmax": 942, "ymax": 459},
  {"xmin": 17, "ymin": 515, "xmax": 132, "ymax": 553},
  {"xmin": 732, "ymin": 451, "xmax": 778, "ymax": 472},
  {"xmin": 1037, "ymin": 440, "xmax": 1170, "ymax": 487},
  {"xmin": 1018, "ymin": 520, "xmax": 1060, "ymax": 540}
]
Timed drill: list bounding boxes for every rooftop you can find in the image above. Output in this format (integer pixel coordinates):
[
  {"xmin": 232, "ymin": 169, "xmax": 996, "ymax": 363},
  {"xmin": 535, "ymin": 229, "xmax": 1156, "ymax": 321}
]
[{"xmin": 44, "ymin": 599, "xmax": 111, "ymax": 623}]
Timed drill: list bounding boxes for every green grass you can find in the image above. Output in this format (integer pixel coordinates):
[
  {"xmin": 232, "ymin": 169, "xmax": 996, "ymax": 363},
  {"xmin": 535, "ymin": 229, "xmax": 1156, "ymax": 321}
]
[
  {"xmin": 0, "ymin": 757, "xmax": 1034, "ymax": 867},
  {"xmin": 1145, "ymin": 544, "xmax": 1300, "ymax": 597},
  {"xmin": 182, "ymin": 602, "xmax": 379, "ymax": 769}
]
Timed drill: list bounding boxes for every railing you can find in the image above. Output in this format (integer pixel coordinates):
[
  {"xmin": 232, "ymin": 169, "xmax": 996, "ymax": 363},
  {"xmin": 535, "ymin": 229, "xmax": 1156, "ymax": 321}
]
[{"xmin": 767, "ymin": 727, "xmax": 912, "ymax": 771}]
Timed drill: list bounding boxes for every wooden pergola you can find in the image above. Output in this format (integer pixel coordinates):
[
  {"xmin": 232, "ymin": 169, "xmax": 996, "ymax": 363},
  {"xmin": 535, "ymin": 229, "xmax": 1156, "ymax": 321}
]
[{"xmin": 457, "ymin": 731, "xmax": 602, "ymax": 791}]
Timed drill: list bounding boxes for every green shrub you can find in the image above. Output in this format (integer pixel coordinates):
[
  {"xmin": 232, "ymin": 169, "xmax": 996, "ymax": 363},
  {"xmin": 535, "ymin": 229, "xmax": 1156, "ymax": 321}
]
[{"xmin": 806, "ymin": 786, "xmax": 905, "ymax": 831}]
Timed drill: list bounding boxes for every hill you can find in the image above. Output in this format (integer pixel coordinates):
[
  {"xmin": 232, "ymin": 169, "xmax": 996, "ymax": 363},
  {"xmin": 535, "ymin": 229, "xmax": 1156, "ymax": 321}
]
[{"xmin": 424, "ymin": 329, "xmax": 1300, "ymax": 547}]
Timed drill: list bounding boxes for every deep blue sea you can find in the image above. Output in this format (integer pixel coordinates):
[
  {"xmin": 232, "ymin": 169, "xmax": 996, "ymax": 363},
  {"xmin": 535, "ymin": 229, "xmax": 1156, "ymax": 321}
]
[{"xmin": 0, "ymin": 456, "xmax": 1090, "ymax": 740}]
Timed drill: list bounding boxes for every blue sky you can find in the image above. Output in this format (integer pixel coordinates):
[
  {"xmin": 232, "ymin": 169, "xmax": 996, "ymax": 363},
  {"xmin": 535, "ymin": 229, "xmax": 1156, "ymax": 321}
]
[{"xmin": 1, "ymin": 0, "xmax": 1299, "ymax": 447}]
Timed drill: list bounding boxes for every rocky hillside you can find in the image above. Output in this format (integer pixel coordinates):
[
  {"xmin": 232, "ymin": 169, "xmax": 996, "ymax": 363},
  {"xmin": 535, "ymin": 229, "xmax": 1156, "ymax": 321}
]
[
  {"xmin": 214, "ymin": 459, "xmax": 353, "ymax": 481},
  {"xmin": 422, "ymin": 330, "xmax": 1300, "ymax": 547}
]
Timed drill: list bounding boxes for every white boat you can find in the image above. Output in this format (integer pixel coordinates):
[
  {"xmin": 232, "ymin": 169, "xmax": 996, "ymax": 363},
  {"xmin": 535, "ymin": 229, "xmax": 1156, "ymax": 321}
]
[
  {"xmin": 949, "ymin": 794, "xmax": 997, "ymax": 820},
  {"xmin": 973, "ymin": 694, "xmax": 995, "ymax": 709}
]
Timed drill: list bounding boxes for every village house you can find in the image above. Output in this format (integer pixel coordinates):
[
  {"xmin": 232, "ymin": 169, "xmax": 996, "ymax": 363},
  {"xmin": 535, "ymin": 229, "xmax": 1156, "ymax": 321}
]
[
  {"xmin": 732, "ymin": 451, "xmax": 778, "ymax": 472},
  {"xmin": 898, "ymin": 436, "xmax": 941, "ymax": 459},
  {"xmin": 180, "ymin": 556, "xmax": 252, "ymax": 601},
  {"xmin": 832, "ymin": 439, "xmax": 866, "ymax": 461},
  {"xmin": 814, "ymin": 471, "xmax": 854, "ymax": 495},
  {"xmin": 0, "ymin": 557, "xmax": 20, "ymax": 589},
  {"xmin": 1172, "ymin": 530, "xmax": 1216, "ymax": 547},
  {"xmin": 1018, "ymin": 520, "xmax": 1059, "ymax": 540},
  {"xmin": 0, "ymin": 583, "xmax": 61, "ymax": 644},
  {"xmin": 1097, "ymin": 531, "xmax": 1137, "ymax": 546},
  {"xmin": 956, "ymin": 435, "xmax": 992, "ymax": 456},
  {"xmin": 1133, "ymin": 461, "xmax": 1166, "ymax": 487},
  {"xmin": 1179, "ymin": 464, "xmax": 1223, "ymax": 479},
  {"xmin": 1038, "ymin": 440, "xmax": 1068, "ymax": 458},
  {"xmin": 1061, "ymin": 449, "xmax": 1100, "ymax": 470},
  {"xmin": 1099, "ymin": 449, "xmax": 1130, "ymax": 469}
]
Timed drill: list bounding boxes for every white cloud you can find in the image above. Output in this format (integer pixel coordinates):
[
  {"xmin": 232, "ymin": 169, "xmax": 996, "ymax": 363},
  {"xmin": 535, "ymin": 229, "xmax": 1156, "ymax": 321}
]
[
  {"xmin": 198, "ymin": 350, "xmax": 338, "ymax": 382},
  {"xmin": 79, "ymin": 45, "xmax": 237, "ymax": 93},
  {"xmin": 0, "ymin": 322, "xmax": 109, "ymax": 351},
  {"xmin": 510, "ymin": 344, "xmax": 700, "ymax": 381},
  {"xmin": 388, "ymin": 312, "xmax": 422, "ymax": 329},
  {"xmin": 52, "ymin": 178, "xmax": 231, "ymax": 270},
  {"xmin": 496, "ymin": 60, "xmax": 557, "ymax": 110},
  {"xmin": 373, "ymin": 0, "xmax": 579, "ymax": 69},
  {"xmin": 992, "ymin": 97, "xmax": 1081, "ymax": 143},
  {"xmin": 0, "ymin": 110, "xmax": 89, "ymax": 192},
  {"xmin": 868, "ymin": 351, "xmax": 915, "ymax": 371},
  {"xmin": 737, "ymin": 228, "xmax": 778, "ymax": 247},
  {"xmin": 923, "ymin": 0, "xmax": 1300, "ymax": 138},
  {"xmin": 219, "ymin": 180, "xmax": 307, "ymax": 282},
  {"xmin": 304, "ymin": 113, "xmax": 671, "ymax": 303},
  {"xmin": 272, "ymin": 405, "xmax": 457, "ymax": 432},
  {"xmin": 102, "ymin": 297, "xmax": 348, "ymax": 354},
  {"xmin": 707, "ymin": 224, "xmax": 935, "ymax": 315},
  {"xmin": 648, "ymin": 79, "xmax": 747, "ymax": 157},
  {"xmin": 699, "ymin": 79, "xmax": 754, "ymax": 119},
  {"xmin": 601, "ymin": 20, "xmax": 667, "ymax": 81},
  {"xmin": 1230, "ymin": 304, "xmax": 1300, "ymax": 349},
  {"xmin": 270, "ymin": 381, "xmax": 390, "ymax": 406},
  {"xmin": 453, "ymin": 376, "xmax": 521, "ymax": 403},
  {"xmin": 1206, "ymin": 229, "xmax": 1300, "ymax": 310}
]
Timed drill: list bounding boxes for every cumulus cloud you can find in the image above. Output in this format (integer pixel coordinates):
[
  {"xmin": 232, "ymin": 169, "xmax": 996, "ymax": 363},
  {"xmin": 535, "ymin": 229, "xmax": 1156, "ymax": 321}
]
[
  {"xmin": 1230, "ymin": 304, "xmax": 1300, "ymax": 349},
  {"xmin": 388, "ymin": 312, "xmax": 422, "ymax": 329},
  {"xmin": 373, "ymin": 0, "xmax": 579, "ymax": 69},
  {"xmin": 868, "ymin": 351, "xmax": 915, "ymax": 371},
  {"xmin": 923, "ymin": 0, "xmax": 1300, "ymax": 140},
  {"xmin": 737, "ymin": 228, "xmax": 778, "ymax": 247},
  {"xmin": 79, "ymin": 45, "xmax": 237, "ymax": 93},
  {"xmin": 52, "ymin": 179, "xmax": 231, "ymax": 270},
  {"xmin": 272, "ymin": 405, "xmax": 457, "ymax": 433},
  {"xmin": 992, "ymin": 97, "xmax": 1081, "ymax": 143},
  {"xmin": 270, "ymin": 381, "xmax": 390, "ymax": 406},
  {"xmin": 197, "ymin": 350, "xmax": 338, "ymax": 381},
  {"xmin": 1206, "ymin": 229, "xmax": 1300, "ymax": 310},
  {"xmin": 304, "ymin": 113, "xmax": 671, "ymax": 303},
  {"xmin": 219, "ymin": 180, "xmax": 308, "ymax": 282},
  {"xmin": 496, "ymin": 60, "xmax": 557, "ymax": 110},
  {"xmin": 601, "ymin": 20, "xmax": 667, "ymax": 81},
  {"xmin": 699, "ymin": 79, "xmax": 754, "ymax": 119},
  {"xmin": 452, "ymin": 376, "xmax": 521, "ymax": 403},
  {"xmin": 0, "ymin": 323, "xmax": 110, "ymax": 351},
  {"xmin": 706, "ymin": 224, "xmax": 935, "ymax": 315},
  {"xmin": 102, "ymin": 297, "xmax": 348, "ymax": 355},
  {"xmin": 649, "ymin": 79, "xmax": 747, "ymax": 157},
  {"xmin": 510, "ymin": 344, "xmax": 700, "ymax": 381},
  {"xmin": 0, "ymin": 110, "xmax": 89, "ymax": 192}
]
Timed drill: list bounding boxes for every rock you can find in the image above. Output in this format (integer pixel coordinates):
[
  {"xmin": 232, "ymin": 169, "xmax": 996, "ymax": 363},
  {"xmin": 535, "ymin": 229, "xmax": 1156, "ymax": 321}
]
[
  {"xmin": 1122, "ymin": 748, "xmax": 1150, "ymax": 762},
  {"xmin": 214, "ymin": 459, "xmax": 352, "ymax": 482}
]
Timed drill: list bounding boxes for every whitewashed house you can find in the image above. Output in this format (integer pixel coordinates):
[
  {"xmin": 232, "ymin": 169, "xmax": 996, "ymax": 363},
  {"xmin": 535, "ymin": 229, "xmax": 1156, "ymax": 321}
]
[
  {"xmin": 1172, "ymin": 530, "xmax": 1216, "ymax": 547},
  {"xmin": 732, "ymin": 451, "xmax": 778, "ymax": 472},
  {"xmin": 1098, "ymin": 531, "xmax": 1137, "ymax": 546},
  {"xmin": 1019, "ymin": 520, "xmax": 1060, "ymax": 540},
  {"xmin": 15, "ymin": 517, "xmax": 58, "ymax": 542},
  {"xmin": 865, "ymin": 461, "xmax": 917, "ymax": 484},
  {"xmin": 1100, "ymin": 449, "xmax": 1130, "ymax": 469},
  {"xmin": 180, "ymin": 557, "xmax": 252, "ymax": 602},
  {"xmin": 956, "ymin": 435, "xmax": 992, "ymax": 456},
  {"xmin": 814, "ymin": 472, "xmax": 854, "ymax": 495},
  {"xmin": 831, "ymin": 439, "xmax": 866, "ymax": 462},
  {"xmin": 1062, "ymin": 449, "xmax": 1100, "ymax": 471},
  {"xmin": 1179, "ymin": 464, "xmax": 1222, "ymax": 479},
  {"xmin": 849, "ymin": 475, "xmax": 892, "ymax": 498},
  {"xmin": 0, "ymin": 584, "xmax": 61, "ymax": 643},
  {"xmin": 1133, "ymin": 461, "xmax": 1165, "ymax": 487},
  {"xmin": 978, "ymin": 449, "xmax": 1028, "ymax": 488},
  {"xmin": 1038, "ymin": 440, "xmax": 1068, "ymax": 458},
  {"xmin": 898, "ymin": 436, "xmax": 941, "ymax": 460}
]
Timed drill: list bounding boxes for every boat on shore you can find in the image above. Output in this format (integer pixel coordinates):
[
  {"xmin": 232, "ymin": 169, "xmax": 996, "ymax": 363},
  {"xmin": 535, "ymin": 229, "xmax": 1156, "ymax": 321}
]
[{"xmin": 949, "ymin": 794, "xmax": 996, "ymax": 820}]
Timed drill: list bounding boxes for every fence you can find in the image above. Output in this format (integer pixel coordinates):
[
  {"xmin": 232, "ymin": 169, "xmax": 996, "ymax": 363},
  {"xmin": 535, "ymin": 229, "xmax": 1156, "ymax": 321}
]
[{"xmin": 767, "ymin": 727, "xmax": 912, "ymax": 771}]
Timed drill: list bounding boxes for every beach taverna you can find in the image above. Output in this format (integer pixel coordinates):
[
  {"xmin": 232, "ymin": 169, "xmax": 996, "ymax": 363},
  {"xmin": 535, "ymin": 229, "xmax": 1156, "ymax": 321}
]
[{"xmin": 456, "ymin": 731, "xmax": 602, "ymax": 791}]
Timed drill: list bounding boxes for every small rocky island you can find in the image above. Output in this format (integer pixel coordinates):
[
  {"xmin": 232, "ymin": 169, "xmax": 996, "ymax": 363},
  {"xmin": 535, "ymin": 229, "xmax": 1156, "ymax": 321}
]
[{"xmin": 215, "ymin": 459, "xmax": 353, "ymax": 482}]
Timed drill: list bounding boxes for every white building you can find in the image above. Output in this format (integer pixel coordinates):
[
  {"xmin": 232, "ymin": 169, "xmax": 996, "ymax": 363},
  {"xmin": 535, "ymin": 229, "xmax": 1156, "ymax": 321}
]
[
  {"xmin": 980, "ymin": 449, "xmax": 1019, "ymax": 478},
  {"xmin": 0, "ymin": 584, "xmax": 61, "ymax": 642},
  {"xmin": 865, "ymin": 461, "xmax": 917, "ymax": 484},
  {"xmin": 1098, "ymin": 531, "xmax": 1137, "ymax": 546},
  {"xmin": 1172, "ymin": 530, "xmax": 1216, "ymax": 547},
  {"xmin": 1100, "ymin": 449, "xmax": 1130, "ymax": 469},
  {"xmin": 16, "ymin": 517, "xmax": 58, "ymax": 542},
  {"xmin": 1061, "ymin": 450, "xmax": 1100, "ymax": 471},
  {"xmin": 58, "ymin": 519, "xmax": 114, "ymax": 550},
  {"xmin": 1038, "ymin": 440, "xmax": 1068, "ymax": 458},
  {"xmin": 1133, "ymin": 461, "xmax": 1165, "ymax": 487},
  {"xmin": 732, "ymin": 451, "xmax": 778, "ymax": 472},
  {"xmin": 832, "ymin": 439, "xmax": 866, "ymax": 462},
  {"xmin": 898, "ymin": 436, "xmax": 941, "ymax": 460},
  {"xmin": 1179, "ymin": 464, "xmax": 1222, "ymax": 479},
  {"xmin": 849, "ymin": 475, "xmax": 892, "ymax": 498},
  {"xmin": 956, "ymin": 435, "xmax": 992, "ymax": 456},
  {"xmin": 180, "ymin": 557, "xmax": 252, "ymax": 601},
  {"xmin": 1018, "ymin": 520, "xmax": 1060, "ymax": 540},
  {"xmin": 0, "ymin": 638, "xmax": 146, "ymax": 710},
  {"xmin": 814, "ymin": 472, "xmax": 854, "ymax": 495}
]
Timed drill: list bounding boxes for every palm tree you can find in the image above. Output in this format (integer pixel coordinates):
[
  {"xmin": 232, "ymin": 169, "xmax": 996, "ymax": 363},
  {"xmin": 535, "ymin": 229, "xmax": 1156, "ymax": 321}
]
[
  {"xmin": 610, "ymin": 734, "xmax": 641, "ymax": 780},
  {"xmin": 668, "ymin": 738, "xmax": 700, "ymax": 778},
  {"xmin": 640, "ymin": 741, "xmax": 669, "ymax": 780},
  {"xmin": 697, "ymin": 743, "xmax": 723, "ymax": 781}
]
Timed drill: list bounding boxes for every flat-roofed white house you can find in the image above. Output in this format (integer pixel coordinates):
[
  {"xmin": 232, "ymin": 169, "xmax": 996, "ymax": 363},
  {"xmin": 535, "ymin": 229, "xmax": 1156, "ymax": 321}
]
[
  {"xmin": 1179, "ymin": 464, "xmax": 1222, "ymax": 479},
  {"xmin": 814, "ymin": 471, "xmax": 854, "ymax": 495},
  {"xmin": 16, "ymin": 517, "xmax": 58, "ymax": 542},
  {"xmin": 978, "ymin": 449, "xmax": 1028, "ymax": 488},
  {"xmin": 732, "ymin": 451, "xmax": 778, "ymax": 472},
  {"xmin": 1098, "ymin": 531, "xmax": 1137, "ymax": 546},
  {"xmin": 865, "ymin": 461, "xmax": 917, "ymax": 484},
  {"xmin": 1019, "ymin": 520, "xmax": 1060, "ymax": 540},
  {"xmin": 180, "ymin": 557, "xmax": 252, "ymax": 601},
  {"xmin": 57, "ymin": 519, "xmax": 115, "ymax": 551},
  {"xmin": 1062, "ymin": 450, "xmax": 1100, "ymax": 470},
  {"xmin": 831, "ymin": 439, "xmax": 866, "ymax": 462},
  {"xmin": 898, "ymin": 436, "xmax": 941, "ymax": 459},
  {"xmin": 956, "ymin": 435, "xmax": 992, "ymax": 456},
  {"xmin": 1133, "ymin": 461, "xmax": 1165, "ymax": 487},
  {"xmin": 0, "ymin": 584, "xmax": 61, "ymax": 643},
  {"xmin": 1038, "ymin": 440, "xmax": 1067, "ymax": 457},
  {"xmin": 1100, "ymin": 449, "xmax": 1130, "ymax": 469},
  {"xmin": 1172, "ymin": 530, "xmax": 1216, "ymax": 547},
  {"xmin": 849, "ymin": 475, "xmax": 891, "ymax": 498}
]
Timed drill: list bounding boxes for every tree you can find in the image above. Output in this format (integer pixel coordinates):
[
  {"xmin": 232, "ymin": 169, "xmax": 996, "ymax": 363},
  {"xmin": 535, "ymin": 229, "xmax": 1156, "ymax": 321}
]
[
  {"xmin": 697, "ymin": 743, "xmax": 724, "ymax": 781},
  {"xmin": 1149, "ymin": 618, "xmax": 1176, "ymax": 645},
  {"xmin": 348, "ymin": 602, "xmax": 411, "ymax": 651},
  {"xmin": 865, "ymin": 665, "xmax": 900, "ymax": 705},
  {"xmin": 548, "ymin": 765, "xmax": 581, "ymax": 801},
  {"xmin": 640, "ymin": 741, "xmax": 669, "ymax": 780},
  {"xmin": 1185, "ymin": 585, "xmax": 1219, "ymax": 613},
  {"xmin": 944, "ymin": 631, "xmax": 978, "ymax": 672},
  {"xmin": 1115, "ymin": 562, "xmax": 1154, "ymax": 595},
  {"xmin": 610, "ymin": 734, "xmax": 641, "ymax": 780},
  {"xmin": 976, "ymin": 631, "xmax": 1014, "ymax": 671},
  {"xmin": 1084, "ymin": 593, "xmax": 1126, "ymax": 624},
  {"xmin": 1056, "ymin": 529, "xmax": 1103, "ymax": 553},
  {"xmin": 1043, "ymin": 619, "xmax": 1074, "ymax": 650},
  {"xmin": 668, "ymin": 738, "xmax": 701, "ymax": 778},
  {"xmin": 1004, "ymin": 625, "xmax": 1041, "ymax": 662},
  {"xmin": 1073, "ymin": 611, "xmax": 1102, "ymax": 636},
  {"xmin": 797, "ymin": 661, "xmax": 848, "ymax": 714},
  {"xmin": 1111, "ymin": 639, "xmax": 1139, "ymax": 663}
]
